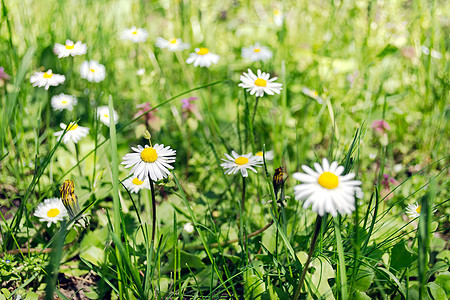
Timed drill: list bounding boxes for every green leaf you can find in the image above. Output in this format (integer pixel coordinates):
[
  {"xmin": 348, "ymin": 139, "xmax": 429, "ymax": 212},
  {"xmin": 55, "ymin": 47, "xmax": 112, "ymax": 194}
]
[
  {"xmin": 426, "ymin": 282, "xmax": 447, "ymax": 300},
  {"xmin": 435, "ymin": 272, "xmax": 450, "ymax": 295},
  {"xmin": 376, "ymin": 44, "xmax": 399, "ymax": 58},
  {"xmin": 353, "ymin": 264, "xmax": 374, "ymax": 292},
  {"xmin": 353, "ymin": 291, "xmax": 371, "ymax": 300},
  {"xmin": 390, "ymin": 242, "xmax": 417, "ymax": 271},
  {"xmin": 79, "ymin": 246, "xmax": 104, "ymax": 266},
  {"xmin": 436, "ymin": 250, "xmax": 450, "ymax": 262}
]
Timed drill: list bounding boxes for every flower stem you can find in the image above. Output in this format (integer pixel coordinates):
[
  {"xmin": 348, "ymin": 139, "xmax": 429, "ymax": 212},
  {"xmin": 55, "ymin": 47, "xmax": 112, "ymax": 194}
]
[
  {"xmin": 241, "ymin": 176, "xmax": 246, "ymax": 212},
  {"xmin": 251, "ymin": 96, "xmax": 260, "ymax": 124},
  {"xmin": 334, "ymin": 216, "xmax": 348, "ymax": 300},
  {"xmin": 149, "ymin": 179, "xmax": 157, "ymax": 244},
  {"xmin": 74, "ymin": 143, "xmax": 83, "ymax": 177},
  {"xmin": 293, "ymin": 215, "xmax": 322, "ymax": 300}
]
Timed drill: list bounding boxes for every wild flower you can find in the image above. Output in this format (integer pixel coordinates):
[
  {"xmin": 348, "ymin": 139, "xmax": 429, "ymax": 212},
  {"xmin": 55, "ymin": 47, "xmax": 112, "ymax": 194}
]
[
  {"xmin": 54, "ymin": 122, "xmax": 89, "ymax": 144},
  {"xmin": 155, "ymin": 37, "xmax": 190, "ymax": 51},
  {"xmin": 121, "ymin": 26, "xmax": 148, "ymax": 43},
  {"xmin": 53, "ymin": 40, "xmax": 87, "ymax": 58},
  {"xmin": 220, "ymin": 151, "xmax": 262, "ymax": 177},
  {"xmin": 80, "ymin": 60, "xmax": 106, "ymax": 82},
  {"xmin": 241, "ymin": 43, "xmax": 272, "ymax": 62},
  {"xmin": 238, "ymin": 69, "xmax": 282, "ymax": 97},
  {"xmin": 186, "ymin": 47, "xmax": 219, "ymax": 67},
  {"xmin": 293, "ymin": 158, "xmax": 363, "ymax": 217},
  {"xmin": 51, "ymin": 93, "xmax": 77, "ymax": 111},
  {"xmin": 33, "ymin": 198, "xmax": 68, "ymax": 227},
  {"xmin": 30, "ymin": 69, "xmax": 65, "ymax": 90},
  {"xmin": 254, "ymin": 150, "xmax": 274, "ymax": 162},
  {"xmin": 302, "ymin": 87, "xmax": 323, "ymax": 104},
  {"xmin": 121, "ymin": 144, "xmax": 176, "ymax": 182},
  {"xmin": 96, "ymin": 106, "xmax": 119, "ymax": 127},
  {"xmin": 371, "ymin": 119, "xmax": 391, "ymax": 134},
  {"xmin": 122, "ymin": 176, "xmax": 151, "ymax": 193}
]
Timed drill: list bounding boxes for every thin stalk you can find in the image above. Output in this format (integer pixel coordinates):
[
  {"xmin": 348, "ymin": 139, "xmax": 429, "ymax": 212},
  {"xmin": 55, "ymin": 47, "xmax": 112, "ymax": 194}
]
[
  {"xmin": 149, "ymin": 179, "xmax": 157, "ymax": 244},
  {"xmin": 293, "ymin": 215, "xmax": 323, "ymax": 300},
  {"xmin": 251, "ymin": 96, "xmax": 260, "ymax": 124},
  {"xmin": 74, "ymin": 143, "xmax": 83, "ymax": 177},
  {"xmin": 334, "ymin": 217, "xmax": 348, "ymax": 300}
]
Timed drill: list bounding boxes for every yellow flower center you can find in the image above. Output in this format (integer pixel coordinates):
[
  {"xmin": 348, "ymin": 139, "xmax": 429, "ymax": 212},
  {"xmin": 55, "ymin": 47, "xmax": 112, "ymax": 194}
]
[
  {"xmin": 43, "ymin": 71, "xmax": 53, "ymax": 79},
  {"xmin": 140, "ymin": 147, "xmax": 158, "ymax": 163},
  {"xmin": 65, "ymin": 44, "xmax": 74, "ymax": 50},
  {"xmin": 197, "ymin": 47, "xmax": 209, "ymax": 55},
  {"xmin": 103, "ymin": 114, "xmax": 109, "ymax": 118},
  {"xmin": 90, "ymin": 68, "xmax": 95, "ymax": 73},
  {"xmin": 274, "ymin": 9, "xmax": 280, "ymax": 16},
  {"xmin": 47, "ymin": 208, "xmax": 60, "ymax": 218},
  {"xmin": 132, "ymin": 30, "xmax": 138, "ymax": 35},
  {"xmin": 254, "ymin": 48, "xmax": 261, "ymax": 53},
  {"xmin": 318, "ymin": 172, "xmax": 339, "ymax": 189},
  {"xmin": 61, "ymin": 100, "xmax": 67, "ymax": 104},
  {"xmin": 312, "ymin": 91, "xmax": 318, "ymax": 97},
  {"xmin": 170, "ymin": 39, "xmax": 177, "ymax": 44},
  {"xmin": 255, "ymin": 151, "xmax": 263, "ymax": 156},
  {"xmin": 235, "ymin": 156, "xmax": 249, "ymax": 165},
  {"xmin": 132, "ymin": 178, "xmax": 144, "ymax": 185},
  {"xmin": 254, "ymin": 78, "xmax": 267, "ymax": 87},
  {"xmin": 416, "ymin": 206, "xmax": 421, "ymax": 214},
  {"xmin": 67, "ymin": 123, "xmax": 78, "ymax": 131}
]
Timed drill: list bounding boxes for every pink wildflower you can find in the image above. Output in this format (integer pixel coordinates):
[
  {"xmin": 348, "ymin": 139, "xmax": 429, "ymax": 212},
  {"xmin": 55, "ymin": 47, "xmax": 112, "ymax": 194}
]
[
  {"xmin": 371, "ymin": 120, "xmax": 391, "ymax": 134},
  {"xmin": 134, "ymin": 102, "xmax": 157, "ymax": 126}
]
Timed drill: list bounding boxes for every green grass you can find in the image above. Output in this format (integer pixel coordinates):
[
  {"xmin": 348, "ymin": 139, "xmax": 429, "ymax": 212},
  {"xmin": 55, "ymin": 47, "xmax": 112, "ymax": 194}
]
[{"xmin": 0, "ymin": 0, "xmax": 449, "ymax": 299}]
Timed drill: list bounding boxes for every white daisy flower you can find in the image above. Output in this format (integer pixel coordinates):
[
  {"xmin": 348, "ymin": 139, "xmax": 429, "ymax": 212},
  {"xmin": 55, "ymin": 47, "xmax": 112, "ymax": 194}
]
[
  {"xmin": 96, "ymin": 106, "xmax": 118, "ymax": 127},
  {"xmin": 238, "ymin": 69, "xmax": 283, "ymax": 97},
  {"xmin": 122, "ymin": 176, "xmax": 151, "ymax": 193},
  {"xmin": 241, "ymin": 43, "xmax": 273, "ymax": 62},
  {"xmin": 273, "ymin": 9, "xmax": 284, "ymax": 26},
  {"xmin": 54, "ymin": 122, "xmax": 89, "ymax": 144},
  {"xmin": 186, "ymin": 47, "xmax": 220, "ymax": 67},
  {"xmin": 51, "ymin": 93, "xmax": 78, "ymax": 111},
  {"xmin": 183, "ymin": 222, "xmax": 195, "ymax": 233},
  {"xmin": 121, "ymin": 144, "xmax": 176, "ymax": 182},
  {"xmin": 80, "ymin": 60, "xmax": 106, "ymax": 82},
  {"xmin": 53, "ymin": 40, "xmax": 87, "ymax": 58},
  {"xmin": 405, "ymin": 202, "xmax": 436, "ymax": 219},
  {"xmin": 30, "ymin": 69, "xmax": 65, "ymax": 90},
  {"xmin": 136, "ymin": 68, "xmax": 145, "ymax": 76},
  {"xmin": 220, "ymin": 151, "xmax": 262, "ymax": 177},
  {"xmin": 293, "ymin": 158, "xmax": 363, "ymax": 217},
  {"xmin": 255, "ymin": 150, "xmax": 275, "ymax": 162},
  {"xmin": 302, "ymin": 87, "xmax": 324, "ymax": 104},
  {"xmin": 120, "ymin": 26, "xmax": 148, "ymax": 43},
  {"xmin": 33, "ymin": 198, "xmax": 68, "ymax": 227},
  {"xmin": 155, "ymin": 37, "xmax": 190, "ymax": 51}
]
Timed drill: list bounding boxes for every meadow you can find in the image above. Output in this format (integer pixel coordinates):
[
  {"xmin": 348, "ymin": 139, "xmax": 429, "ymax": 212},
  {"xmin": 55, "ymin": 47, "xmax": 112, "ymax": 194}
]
[{"xmin": 0, "ymin": 0, "xmax": 449, "ymax": 299}]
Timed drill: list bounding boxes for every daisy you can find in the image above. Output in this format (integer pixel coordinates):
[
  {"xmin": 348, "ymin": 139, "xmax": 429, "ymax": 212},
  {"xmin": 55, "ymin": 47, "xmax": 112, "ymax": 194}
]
[
  {"xmin": 255, "ymin": 150, "xmax": 275, "ymax": 162},
  {"xmin": 220, "ymin": 151, "xmax": 262, "ymax": 177},
  {"xmin": 54, "ymin": 122, "xmax": 89, "ymax": 144},
  {"xmin": 406, "ymin": 202, "xmax": 436, "ymax": 219},
  {"xmin": 238, "ymin": 69, "xmax": 283, "ymax": 97},
  {"xmin": 183, "ymin": 222, "xmax": 195, "ymax": 233},
  {"xmin": 121, "ymin": 144, "xmax": 176, "ymax": 182},
  {"xmin": 186, "ymin": 47, "xmax": 220, "ymax": 67},
  {"xmin": 293, "ymin": 158, "xmax": 363, "ymax": 217},
  {"xmin": 53, "ymin": 40, "xmax": 87, "ymax": 58},
  {"xmin": 120, "ymin": 26, "xmax": 148, "ymax": 43},
  {"xmin": 80, "ymin": 60, "xmax": 106, "ymax": 82},
  {"xmin": 51, "ymin": 93, "xmax": 78, "ymax": 111},
  {"xmin": 155, "ymin": 37, "xmax": 190, "ymax": 51},
  {"xmin": 96, "ymin": 106, "xmax": 119, "ymax": 127},
  {"xmin": 33, "ymin": 198, "xmax": 68, "ymax": 227},
  {"xmin": 241, "ymin": 43, "xmax": 273, "ymax": 62},
  {"xmin": 122, "ymin": 176, "xmax": 151, "ymax": 193},
  {"xmin": 273, "ymin": 9, "xmax": 284, "ymax": 26},
  {"xmin": 302, "ymin": 87, "xmax": 324, "ymax": 104},
  {"xmin": 30, "ymin": 69, "xmax": 65, "ymax": 90}
]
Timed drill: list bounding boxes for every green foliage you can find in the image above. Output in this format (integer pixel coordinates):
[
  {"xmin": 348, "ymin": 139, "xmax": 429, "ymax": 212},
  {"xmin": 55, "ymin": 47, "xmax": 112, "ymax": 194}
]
[{"xmin": 0, "ymin": 0, "xmax": 448, "ymax": 299}]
